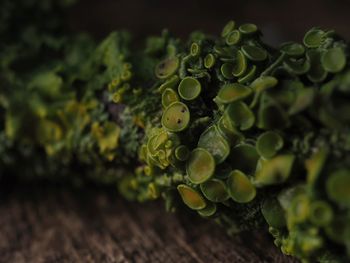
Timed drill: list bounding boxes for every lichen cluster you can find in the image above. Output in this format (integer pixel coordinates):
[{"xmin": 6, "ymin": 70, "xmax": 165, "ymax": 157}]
[
  {"xmin": 1, "ymin": 2, "xmax": 350, "ymax": 262},
  {"xmin": 119, "ymin": 22, "xmax": 350, "ymax": 262}
]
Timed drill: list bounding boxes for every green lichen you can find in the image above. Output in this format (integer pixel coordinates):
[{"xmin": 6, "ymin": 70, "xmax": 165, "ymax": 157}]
[{"xmin": 2, "ymin": 3, "xmax": 350, "ymax": 262}]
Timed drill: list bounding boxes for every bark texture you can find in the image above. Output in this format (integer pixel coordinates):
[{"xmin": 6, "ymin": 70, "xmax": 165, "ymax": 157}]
[{"xmin": 0, "ymin": 183, "xmax": 298, "ymax": 263}]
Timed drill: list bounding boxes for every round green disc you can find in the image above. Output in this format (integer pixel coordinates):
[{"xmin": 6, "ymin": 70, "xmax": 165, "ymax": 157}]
[
  {"xmin": 288, "ymin": 194, "xmax": 310, "ymax": 223},
  {"xmin": 283, "ymin": 58, "xmax": 310, "ymax": 75},
  {"xmin": 227, "ymin": 170, "xmax": 256, "ymax": 203},
  {"xmin": 239, "ymin": 23, "xmax": 258, "ymax": 34},
  {"xmin": 280, "ymin": 42, "xmax": 305, "ymax": 57},
  {"xmin": 175, "ymin": 145, "xmax": 190, "ymax": 161},
  {"xmin": 261, "ymin": 198, "xmax": 286, "ymax": 228},
  {"xmin": 162, "ymin": 88, "xmax": 179, "ymax": 108},
  {"xmin": 204, "ymin": 53, "xmax": 216, "ymax": 69},
  {"xmin": 162, "ymin": 102, "xmax": 190, "ymax": 132},
  {"xmin": 238, "ymin": 65, "xmax": 257, "ymax": 84},
  {"xmin": 198, "ymin": 125, "xmax": 230, "ymax": 164},
  {"xmin": 190, "ymin": 42, "xmax": 200, "ymax": 56},
  {"xmin": 216, "ymin": 83, "xmax": 252, "ymax": 104},
  {"xmin": 217, "ymin": 116, "xmax": 244, "ymax": 145},
  {"xmin": 224, "ymin": 102, "xmax": 255, "ymax": 130},
  {"xmin": 198, "ymin": 202, "xmax": 217, "ymax": 217},
  {"xmin": 321, "ymin": 47, "xmax": 346, "ymax": 73},
  {"xmin": 251, "ymin": 76, "xmax": 278, "ymax": 92},
  {"xmin": 256, "ymin": 131, "xmax": 284, "ymax": 159},
  {"xmin": 241, "ymin": 45, "xmax": 267, "ymax": 62},
  {"xmin": 232, "ymin": 50, "xmax": 247, "ymax": 77},
  {"xmin": 226, "ymin": 30, "xmax": 241, "ymax": 45},
  {"xmin": 309, "ymin": 200, "xmax": 333, "ymax": 227},
  {"xmin": 155, "ymin": 57, "xmax": 179, "ymax": 79},
  {"xmin": 187, "ymin": 148, "xmax": 215, "ymax": 184},
  {"xmin": 220, "ymin": 63, "xmax": 234, "ymax": 79},
  {"xmin": 178, "ymin": 77, "xmax": 201, "ymax": 100},
  {"xmin": 158, "ymin": 75, "xmax": 180, "ymax": 93},
  {"xmin": 255, "ymin": 154, "xmax": 295, "ymax": 186},
  {"xmin": 326, "ymin": 169, "xmax": 350, "ymax": 206},
  {"xmin": 200, "ymin": 179, "xmax": 229, "ymax": 202},
  {"xmin": 303, "ymin": 29, "xmax": 325, "ymax": 48},
  {"xmin": 306, "ymin": 50, "xmax": 328, "ymax": 83},
  {"xmin": 221, "ymin": 20, "xmax": 235, "ymax": 37},
  {"xmin": 177, "ymin": 184, "xmax": 207, "ymax": 210}
]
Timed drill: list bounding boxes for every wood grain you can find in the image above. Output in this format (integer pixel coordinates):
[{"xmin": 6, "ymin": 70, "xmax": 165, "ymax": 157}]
[{"xmin": 0, "ymin": 183, "xmax": 298, "ymax": 263}]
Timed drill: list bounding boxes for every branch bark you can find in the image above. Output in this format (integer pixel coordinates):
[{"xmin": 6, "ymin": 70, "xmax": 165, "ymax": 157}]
[{"xmin": 0, "ymin": 183, "xmax": 298, "ymax": 263}]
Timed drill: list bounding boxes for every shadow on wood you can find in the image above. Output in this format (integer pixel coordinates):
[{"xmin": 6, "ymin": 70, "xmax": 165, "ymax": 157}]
[{"xmin": 0, "ymin": 183, "xmax": 298, "ymax": 263}]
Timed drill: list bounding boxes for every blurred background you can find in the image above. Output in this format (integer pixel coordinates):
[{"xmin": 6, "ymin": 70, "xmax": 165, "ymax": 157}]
[{"xmin": 68, "ymin": 0, "xmax": 350, "ymax": 47}]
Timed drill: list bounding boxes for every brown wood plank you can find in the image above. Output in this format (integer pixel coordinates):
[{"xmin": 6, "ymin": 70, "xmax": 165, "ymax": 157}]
[{"xmin": 0, "ymin": 184, "xmax": 298, "ymax": 263}]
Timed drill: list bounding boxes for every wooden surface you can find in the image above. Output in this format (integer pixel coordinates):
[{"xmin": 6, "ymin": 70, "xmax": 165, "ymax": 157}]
[{"xmin": 0, "ymin": 183, "xmax": 298, "ymax": 263}]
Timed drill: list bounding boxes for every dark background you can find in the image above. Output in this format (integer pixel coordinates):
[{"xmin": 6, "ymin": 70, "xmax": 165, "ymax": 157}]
[{"xmin": 68, "ymin": 0, "xmax": 350, "ymax": 47}]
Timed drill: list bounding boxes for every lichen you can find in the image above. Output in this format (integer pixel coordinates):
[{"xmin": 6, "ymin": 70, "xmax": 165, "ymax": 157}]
[{"xmin": 2, "ymin": 2, "xmax": 350, "ymax": 262}]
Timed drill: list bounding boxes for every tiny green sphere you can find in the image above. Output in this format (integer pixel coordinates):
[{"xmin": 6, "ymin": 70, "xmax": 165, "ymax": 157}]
[
  {"xmin": 190, "ymin": 42, "xmax": 201, "ymax": 56},
  {"xmin": 326, "ymin": 169, "xmax": 350, "ymax": 207},
  {"xmin": 216, "ymin": 83, "xmax": 252, "ymax": 104},
  {"xmin": 175, "ymin": 145, "xmax": 190, "ymax": 161},
  {"xmin": 226, "ymin": 30, "xmax": 241, "ymax": 45},
  {"xmin": 227, "ymin": 170, "xmax": 256, "ymax": 203},
  {"xmin": 239, "ymin": 23, "xmax": 258, "ymax": 34},
  {"xmin": 321, "ymin": 47, "xmax": 346, "ymax": 73},
  {"xmin": 177, "ymin": 184, "xmax": 207, "ymax": 210},
  {"xmin": 121, "ymin": 70, "xmax": 132, "ymax": 81},
  {"xmin": 200, "ymin": 179, "xmax": 229, "ymax": 202},
  {"xmin": 162, "ymin": 102, "xmax": 190, "ymax": 132},
  {"xmin": 187, "ymin": 148, "xmax": 215, "ymax": 184},
  {"xmin": 162, "ymin": 88, "xmax": 179, "ymax": 108},
  {"xmin": 155, "ymin": 57, "xmax": 179, "ymax": 79},
  {"xmin": 280, "ymin": 42, "xmax": 305, "ymax": 57},
  {"xmin": 204, "ymin": 53, "xmax": 216, "ymax": 69},
  {"xmin": 303, "ymin": 28, "xmax": 325, "ymax": 48},
  {"xmin": 241, "ymin": 45, "xmax": 267, "ymax": 62},
  {"xmin": 309, "ymin": 200, "xmax": 333, "ymax": 227},
  {"xmin": 256, "ymin": 131, "xmax": 284, "ymax": 159},
  {"xmin": 221, "ymin": 20, "xmax": 236, "ymax": 37},
  {"xmin": 178, "ymin": 77, "xmax": 201, "ymax": 101}
]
